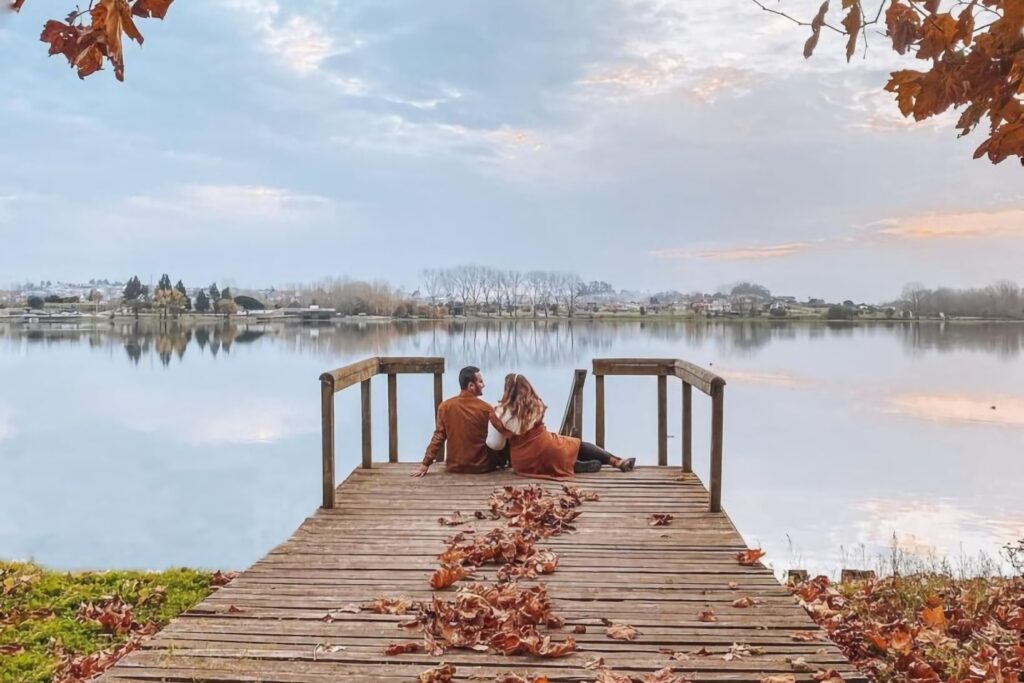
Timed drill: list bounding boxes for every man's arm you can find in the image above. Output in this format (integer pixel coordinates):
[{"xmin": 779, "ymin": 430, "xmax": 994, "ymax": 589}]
[{"xmin": 413, "ymin": 404, "xmax": 446, "ymax": 477}]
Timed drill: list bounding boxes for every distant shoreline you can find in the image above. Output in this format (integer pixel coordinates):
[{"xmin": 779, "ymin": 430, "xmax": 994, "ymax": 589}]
[{"xmin": 3, "ymin": 311, "xmax": 1024, "ymax": 325}]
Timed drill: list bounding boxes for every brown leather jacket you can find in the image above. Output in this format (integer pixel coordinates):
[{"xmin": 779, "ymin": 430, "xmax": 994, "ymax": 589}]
[{"xmin": 423, "ymin": 390, "xmax": 507, "ymax": 473}]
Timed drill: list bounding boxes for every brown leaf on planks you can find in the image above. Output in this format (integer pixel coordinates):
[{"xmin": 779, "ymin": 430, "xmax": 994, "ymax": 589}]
[
  {"xmin": 370, "ymin": 597, "xmax": 411, "ymax": 615},
  {"xmin": 429, "ymin": 565, "xmax": 474, "ymax": 590},
  {"xmin": 438, "ymin": 511, "xmax": 468, "ymax": 527},
  {"xmin": 642, "ymin": 667, "xmax": 690, "ymax": 683},
  {"xmin": 648, "ymin": 513, "xmax": 674, "ymax": 526},
  {"xmin": 418, "ymin": 663, "xmax": 456, "ymax": 683},
  {"xmin": 595, "ymin": 670, "xmax": 635, "ymax": 683},
  {"xmin": 736, "ymin": 548, "xmax": 766, "ymax": 565},
  {"xmin": 732, "ymin": 596, "xmax": 763, "ymax": 608},
  {"xmin": 383, "ymin": 642, "xmax": 421, "ymax": 656},
  {"xmin": 602, "ymin": 618, "xmax": 639, "ymax": 641}
]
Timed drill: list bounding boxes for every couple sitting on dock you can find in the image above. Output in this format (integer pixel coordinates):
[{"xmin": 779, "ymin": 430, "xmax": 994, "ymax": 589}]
[{"xmin": 413, "ymin": 366, "xmax": 635, "ymax": 479}]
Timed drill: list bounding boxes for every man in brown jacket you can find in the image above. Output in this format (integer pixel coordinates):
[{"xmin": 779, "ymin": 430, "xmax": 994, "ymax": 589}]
[{"xmin": 412, "ymin": 366, "xmax": 507, "ymax": 476}]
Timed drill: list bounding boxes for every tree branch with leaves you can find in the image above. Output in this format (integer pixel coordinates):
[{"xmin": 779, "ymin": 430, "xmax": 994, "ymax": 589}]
[
  {"xmin": 7, "ymin": 0, "xmax": 173, "ymax": 81},
  {"xmin": 753, "ymin": 0, "xmax": 1024, "ymax": 165}
]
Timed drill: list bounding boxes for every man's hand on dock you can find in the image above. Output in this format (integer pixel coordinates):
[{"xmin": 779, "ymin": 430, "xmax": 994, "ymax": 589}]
[{"xmin": 412, "ymin": 463, "xmax": 430, "ymax": 477}]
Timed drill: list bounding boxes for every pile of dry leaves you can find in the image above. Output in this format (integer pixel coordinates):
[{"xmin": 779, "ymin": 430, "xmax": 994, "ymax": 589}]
[
  {"xmin": 385, "ymin": 485, "xmax": 597, "ymax": 676},
  {"xmin": 792, "ymin": 574, "xmax": 1024, "ymax": 682},
  {"xmin": 395, "ymin": 582, "xmax": 575, "ymax": 658}
]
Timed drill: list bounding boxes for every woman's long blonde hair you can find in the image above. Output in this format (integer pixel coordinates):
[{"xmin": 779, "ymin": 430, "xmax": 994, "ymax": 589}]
[{"xmin": 497, "ymin": 373, "xmax": 546, "ymax": 428}]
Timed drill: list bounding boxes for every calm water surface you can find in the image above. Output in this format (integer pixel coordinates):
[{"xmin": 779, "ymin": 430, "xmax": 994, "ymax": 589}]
[{"xmin": 1, "ymin": 320, "xmax": 1022, "ymax": 576}]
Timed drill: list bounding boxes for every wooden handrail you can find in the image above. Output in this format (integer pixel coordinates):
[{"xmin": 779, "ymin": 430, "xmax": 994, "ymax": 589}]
[
  {"xmin": 558, "ymin": 369, "xmax": 587, "ymax": 438},
  {"xmin": 592, "ymin": 358, "xmax": 727, "ymax": 512},
  {"xmin": 319, "ymin": 356, "xmax": 445, "ymax": 508}
]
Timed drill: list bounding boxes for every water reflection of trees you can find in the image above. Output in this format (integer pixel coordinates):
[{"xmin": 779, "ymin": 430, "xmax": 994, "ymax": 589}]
[
  {"xmin": 895, "ymin": 322, "xmax": 1024, "ymax": 358},
  {"xmin": 2, "ymin": 319, "xmax": 1022, "ymax": 365}
]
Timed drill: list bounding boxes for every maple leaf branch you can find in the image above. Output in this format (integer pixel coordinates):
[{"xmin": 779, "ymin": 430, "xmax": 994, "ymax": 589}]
[
  {"xmin": 950, "ymin": 0, "xmax": 1001, "ymax": 21},
  {"xmin": 750, "ymin": 0, "xmax": 846, "ymax": 35}
]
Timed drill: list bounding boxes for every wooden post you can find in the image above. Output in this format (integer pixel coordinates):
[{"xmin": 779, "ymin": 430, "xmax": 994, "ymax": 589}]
[
  {"xmin": 387, "ymin": 373, "xmax": 398, "ymax": 463},
  {"xmin": 361, "ymin": 378, "xmax": 372, "ymax": 469},
  {"xmin": 320, "ymin": 376, "xmax": 335, "ymax": 509},
  {"xmin": 787, "ymin": 569, "xmax": 809, "ymax": 584},
  {"xmin": 657, "ymin": 374, "xmax": 667, "ymax": 466},
  {"xmin": 572, "ymin": 370, "xmax": 585, "ymax": 439},
  {"xmin": 433, "ymin": 372, "xmax": 445, "ymax": 463},
  {"xmin": 682, "ymin": 382, "xmax": 692, "ymax": 473},
  {"xmin": 595, "ymin": 374, "xmax": 605, "ymax": 448},
  {"xmin": 709, "ymin": 382, "xmax": 724, "ymax": 513}
]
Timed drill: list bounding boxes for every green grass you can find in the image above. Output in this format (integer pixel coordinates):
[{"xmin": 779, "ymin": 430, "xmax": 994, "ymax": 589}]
[{"xmin": 0, "ymin": 562, "xmax": 215, "ymax": 683}]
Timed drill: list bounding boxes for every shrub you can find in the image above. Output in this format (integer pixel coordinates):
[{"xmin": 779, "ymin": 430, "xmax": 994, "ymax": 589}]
[
  {"xmin": 825, "ymin": 305, "xmax": 855, "ymax": 320},
  {"xmin": 233, "ymin": 295, "xmax": 265, "ymax": 311},
  {"xmin": 215, "ymin": 299, "xmax": 239, "ymax": 316}
]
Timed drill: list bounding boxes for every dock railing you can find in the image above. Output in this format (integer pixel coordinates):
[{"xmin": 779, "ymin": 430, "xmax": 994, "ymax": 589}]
[
  {"xmin": 593, "ymin": 358, "xmax": 726, "ymax": 512},
  {"xmin": 319, "ymin": 356, "xmax": 726, "ymax": 513},
  {"xmin": 319, "ymin": 356, "xmax": 445, "ymax": 508},
  {"xmin": 557, "ymin": 369, "xmax": 587, "ymax": 438}
]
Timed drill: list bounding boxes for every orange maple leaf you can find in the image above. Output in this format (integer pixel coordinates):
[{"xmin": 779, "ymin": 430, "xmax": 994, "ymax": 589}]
[{"xmin": 736, "ymin": 548, "xmax": 766, "ymax": 566}]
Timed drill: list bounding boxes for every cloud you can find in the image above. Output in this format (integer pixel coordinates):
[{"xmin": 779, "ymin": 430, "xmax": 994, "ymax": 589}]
[
  {"xmin": 873, "ymin": 208, "xmax": 1024, "ymax": 241},
  {"xmin": 329, "ymin": 115, "xmax": 550, "ymax": 178},
  {"xmin": 650, "ymin": 205, "xmax": 1024, "ymax": 265},
  {"xmin": 582, "ymin": 60, "xmax": 755, "ymax": 104},
  {"xmin": 841, "ymin": 87, "xmax": 952, "ymax": 133},
  {"xmin": 220, "ymin": 0, "xmax": 350, "ymax": 75},
  {"xmin": 650, "ymin": 241, "xmax": 815, "ymax": 261},
  {"xmin": 126, "ymin": 184, "xmax": 331, "ymax": 221},
  {"xmin": 126, "ymin": 398, "xmax": 315, "ymax": 446},
  {"xmin": 713, "ymin": 368, "xmax": 814, "ymax": 389},
  {"xmin": 854, "ymin": 498, "xmax": 1024, "ymax": 563},
  {"xmin": 882, "ymin": 392, "xmax": 1024, "ymax": 428}
]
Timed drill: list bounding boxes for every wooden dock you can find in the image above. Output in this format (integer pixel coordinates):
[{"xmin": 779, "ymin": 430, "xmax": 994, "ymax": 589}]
[
  {"xmin": 98, "ymin": 356, "xmax": 863, "ymax": 682},
  {"xmin": 98, "ymin": 465, "xmax": 863, "ymax": 682}
]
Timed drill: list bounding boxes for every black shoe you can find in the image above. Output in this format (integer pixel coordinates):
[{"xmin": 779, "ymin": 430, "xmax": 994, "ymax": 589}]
[{"xmin": 574, "ymin": 459, "xmax": 602, "ymax": 474}]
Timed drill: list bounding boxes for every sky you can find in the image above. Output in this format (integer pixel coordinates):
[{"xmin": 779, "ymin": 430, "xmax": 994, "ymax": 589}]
[{"xmin": 0, "ymin": 0, "xmax": 1022, "ymax": 302}]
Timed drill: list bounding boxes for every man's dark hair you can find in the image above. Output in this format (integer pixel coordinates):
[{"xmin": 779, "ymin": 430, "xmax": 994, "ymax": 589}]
[{"xmin": 459, "ymin": 366, "xmax": 481, "ymax": 390}]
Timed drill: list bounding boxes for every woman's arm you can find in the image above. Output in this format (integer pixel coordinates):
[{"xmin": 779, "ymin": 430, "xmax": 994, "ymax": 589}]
[{"xmin": 486, "ymin": 420, "xmax": 507, "ymax": 450}]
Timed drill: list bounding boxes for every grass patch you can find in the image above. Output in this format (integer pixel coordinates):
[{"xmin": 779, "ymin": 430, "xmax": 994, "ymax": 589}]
[{"xmin": 0, "ymin": 562, "xmax": 219, "ymax": 683}]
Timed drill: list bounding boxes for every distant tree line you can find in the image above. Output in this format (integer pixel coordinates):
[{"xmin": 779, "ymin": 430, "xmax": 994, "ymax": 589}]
[
  {"xmin": 119, "ymin": 274, "xmax": 264, "ymax": 317},
  {"xmin": 286, "ymin": 278, "xmax": 409, "ymax": 317},
  {"xmin": 420, "ymin": 266, "xmax": 589, "ymax": 317},
  {"xmin": 900, "ymin": 280, "xmax": 1023, "ymax": 319}
]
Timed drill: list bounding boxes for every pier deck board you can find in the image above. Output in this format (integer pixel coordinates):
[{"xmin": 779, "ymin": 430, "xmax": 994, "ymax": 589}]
[{"xmin": 99, "ymin": 464, "xmax": 864, "ymax": 682}]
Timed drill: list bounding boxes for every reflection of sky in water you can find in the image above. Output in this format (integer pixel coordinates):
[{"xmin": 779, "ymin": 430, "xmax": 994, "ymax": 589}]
[
  {"xmin": 1, "ymin": 320, "xmax": 1022, "ymax": 574},
  {"xmin": 0, "ymin": 406, "xmax": 13, "ymax": 441}
]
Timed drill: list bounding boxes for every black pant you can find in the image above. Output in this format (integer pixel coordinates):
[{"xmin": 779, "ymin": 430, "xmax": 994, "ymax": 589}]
[{"xmin": 576, "ymin": 441, "xmax": 616, "ymax": 465}]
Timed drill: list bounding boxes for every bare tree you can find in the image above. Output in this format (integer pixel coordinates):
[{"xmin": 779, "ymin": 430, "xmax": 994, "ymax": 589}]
[
  {"xmin": 451, "ymin": 266, "xmax": 474, "ymax": 313},
  {"xmin": 554, "ymin": 272, "xmax": 582, "ymax": 318},
  {"xmin": 493, "ymin": 269, "xmax": 510, "ymax": 317},
  {"xmin": 421, "ymin": 268, "xmax": 444, "ymax": 307},
  {"xmin": 506, "ymin": 270, "xmax": 525, "ymax": 317},
  {"xmin": 901, "ymin": 282, "xmax": 927, "ymax": 318},
  {"xmin": 480, "ymin": 267, "xmax": 500, "ymax": 317},
  {"xmin": 526, "ymin": 271, "xmax": 547, "ymax": 318},
  {"xmin": 989, "ymin": 280, "xmax": 1021, "ymax": 318}
]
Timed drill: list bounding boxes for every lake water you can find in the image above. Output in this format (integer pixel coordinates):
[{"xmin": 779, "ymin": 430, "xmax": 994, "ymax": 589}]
[{"xmin": 1, "ymin": 319, "xmax": 1022, "ymax": 577}]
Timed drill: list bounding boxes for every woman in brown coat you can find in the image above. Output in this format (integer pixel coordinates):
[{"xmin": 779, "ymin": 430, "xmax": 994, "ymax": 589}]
[{"xmin": 486, "ymin": 373, "xmax": 635, "ymax": 480}]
